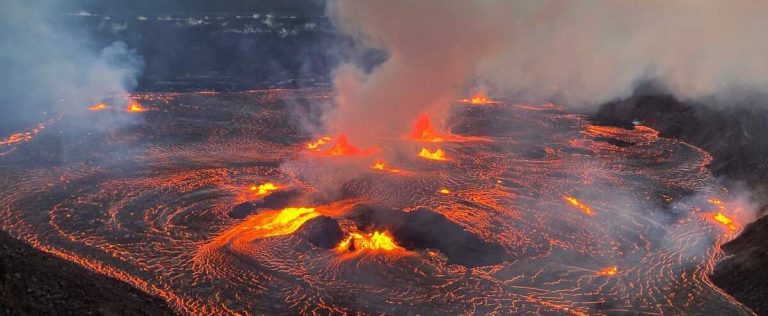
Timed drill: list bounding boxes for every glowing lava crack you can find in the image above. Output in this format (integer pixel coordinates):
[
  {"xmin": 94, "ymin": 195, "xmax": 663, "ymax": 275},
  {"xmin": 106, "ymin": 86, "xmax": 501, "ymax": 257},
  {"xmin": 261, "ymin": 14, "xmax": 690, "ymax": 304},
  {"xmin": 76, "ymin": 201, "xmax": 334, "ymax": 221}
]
[{"xmin": 0, "ymin": 90, "xmax": 752, "ymax": 315}]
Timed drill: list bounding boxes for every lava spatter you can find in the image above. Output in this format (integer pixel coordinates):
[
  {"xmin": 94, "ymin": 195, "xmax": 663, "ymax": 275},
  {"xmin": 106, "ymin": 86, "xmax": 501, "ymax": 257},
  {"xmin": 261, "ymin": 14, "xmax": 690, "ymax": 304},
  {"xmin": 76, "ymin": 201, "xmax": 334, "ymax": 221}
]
[{"xmin": 0, "ymin": 90, "xmax": 751, "ymax": 315}]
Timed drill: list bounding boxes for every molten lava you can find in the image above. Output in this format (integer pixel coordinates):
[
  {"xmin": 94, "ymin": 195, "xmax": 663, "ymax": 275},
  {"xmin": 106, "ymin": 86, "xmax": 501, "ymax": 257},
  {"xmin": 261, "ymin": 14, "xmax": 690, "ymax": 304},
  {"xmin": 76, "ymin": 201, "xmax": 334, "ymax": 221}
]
[
  {"xmin": 438, "ymin": 188, "xmax": 451, "ymax": 194},
  {"xmin": 251, "ymin": 207, "xmax": 320, "ymax": 238},
  {"xmin": 127, "ymin": 101, "xmax": 146, "ymax": 112},
  {"xmin": 306, "ymin": 136, "xmax": 332, "ymax": 150},
  {"xmin": 371, "ymin": 161, "xmax": 401, "ymax": 173},
  {"xmin": 249, "ymin": 182, "xmax": 278, "ymax": 196},
  {"xmin": 707, "ymin": 198, "xmax": 736, "ymax": 231},
  {"xmin": 418, "ymin": 148, "xmax": 446, "ymax": 161},
  {"xmin": 460, "ymin": 95, "xmax": 498, "ymax": 105},
  {"xmin": 89, "ymin": 103, "xmax": 108, "ymax": 111},
  {"xmin": 596, "ymin": 266, "xmax": 618, "ymax": 276},
  {"xmin": 336, "ymin": 231, "xmax": 403, "ymax": 253},
  {"xmin": 563, "ymin": 195, "xmax": 594, "ymax": 215},
  {"xmin": 712, "ymin": 212, "xmax": 736, "ymax": 231}
]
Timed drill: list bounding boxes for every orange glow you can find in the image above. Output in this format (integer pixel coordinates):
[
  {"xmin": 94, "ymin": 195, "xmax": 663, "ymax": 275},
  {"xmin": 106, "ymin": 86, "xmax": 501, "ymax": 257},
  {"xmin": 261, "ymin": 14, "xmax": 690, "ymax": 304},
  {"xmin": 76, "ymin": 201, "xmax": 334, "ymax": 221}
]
[
  {"xmin": 418, "ymin": 148, "xmax": 446, "ymax": 161},
  {"xmin": 708, "ymin": 198, "xmax": 723, "ymax": 206},
  {"xmin": 371, "ymin": 161, "xmax": 401, "ymax": 173},
  {"xmin": 127, "ymin": 101, "xmax": 146, "ymax": 112},
  {"xmin": 250, "ymin": 207, "xmax": 320, "ymax": 237},
  {"xmin": 596, "ymin": 266, "xmax": 618, "ymax": 276},
  {"xmin": 306, "ymin": 136, "xmax": 332, "ymax": 150},
  {"xmin": 712, "ymin": 212, "xmax": 736, "ymax": 231},
  {"xmin": 563, "ymin": 195, "xmax": 594, "ymax": 215},
  {"xmin": 411, "ymin": 113, "xmax": 445, "ymax": 142},
  {"xmin": 249, "ymin": 182, "xmax": 278, "ymax": 195},
  {"xmin": 438, "ymin": 188, "xmax": 451, "ymax": 194},
  {"xmin": 324, "ymin": 134, "xmax": 370, "ymax": 156},
  {"xmin": 459, "ymin": 93, "xmax": 499, "ymax": 105},
  {"xmin": 336, "ymin": 231, "xmax": 404, "ymax": 252},
  {"xmin": 89, "ymin": 103, "xmax": 108, "ymax": 111}
]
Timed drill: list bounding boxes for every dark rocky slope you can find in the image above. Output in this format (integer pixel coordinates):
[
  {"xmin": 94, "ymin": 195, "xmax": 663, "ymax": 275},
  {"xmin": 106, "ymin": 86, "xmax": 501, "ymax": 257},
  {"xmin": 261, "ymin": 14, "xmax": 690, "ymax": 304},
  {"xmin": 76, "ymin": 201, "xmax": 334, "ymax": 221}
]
[
  {"xmin": 0, "ymin": 230, "xmax": 174, "ymax": 315},
  {"xmin": 593, "ymin": 94, "xmax": 768, "ymax": 315}
]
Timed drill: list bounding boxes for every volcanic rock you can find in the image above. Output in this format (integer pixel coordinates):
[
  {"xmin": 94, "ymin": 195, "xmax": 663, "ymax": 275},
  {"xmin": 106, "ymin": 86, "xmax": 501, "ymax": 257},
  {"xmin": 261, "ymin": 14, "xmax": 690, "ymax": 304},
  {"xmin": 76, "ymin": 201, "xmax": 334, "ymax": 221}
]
[
  {"xmin": 345, "ymin": 204, "xmax": 509, "ymax": 267},
  {"xmin": 229, "ymin": 189, "xmax": 303, "ymax": 219},
  {"xmin": 0, "ymin": 230, "xmax": 173, "ymax": 315},
  {"xmin": 295, "ymin": 216, "xmax": 345, "ymax": 249},
  {"xmin": 711, "ymin": 215, "xmax": 768, "ymax": 316}
]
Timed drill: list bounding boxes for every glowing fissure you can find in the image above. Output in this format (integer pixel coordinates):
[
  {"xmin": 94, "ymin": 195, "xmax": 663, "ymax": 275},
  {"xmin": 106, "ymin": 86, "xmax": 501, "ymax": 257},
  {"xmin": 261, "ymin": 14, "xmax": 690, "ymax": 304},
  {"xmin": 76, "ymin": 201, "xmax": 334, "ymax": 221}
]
[
  {"xmin": 127, "ymin": 100, "xmax": 146, "ymax": 112},
  {"xmin": 418, "ymin": 148, "xmax": 446, "ymax": 161},
  {"xmin": 250, "ymin": 182, "xmax": 278, "ymax": 196},
  {"xmin": 563, "ymin": 195, "xmax": 594, "ymax": 215},
  {"xmin": 336, "ymin": 231, "xmax": 403, "ymax": 253},
  {"xmin": 250, "ymin": 207, "xmax": 320, "ymax": 238}
]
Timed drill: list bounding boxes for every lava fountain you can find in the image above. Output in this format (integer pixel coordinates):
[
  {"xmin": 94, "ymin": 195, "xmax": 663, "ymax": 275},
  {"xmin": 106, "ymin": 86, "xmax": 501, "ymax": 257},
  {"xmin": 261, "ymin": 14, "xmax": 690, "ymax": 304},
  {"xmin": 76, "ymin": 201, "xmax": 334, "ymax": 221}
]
[{"xmin": 0, "ymin": 90, "xmax": 752, "ymax": 315}]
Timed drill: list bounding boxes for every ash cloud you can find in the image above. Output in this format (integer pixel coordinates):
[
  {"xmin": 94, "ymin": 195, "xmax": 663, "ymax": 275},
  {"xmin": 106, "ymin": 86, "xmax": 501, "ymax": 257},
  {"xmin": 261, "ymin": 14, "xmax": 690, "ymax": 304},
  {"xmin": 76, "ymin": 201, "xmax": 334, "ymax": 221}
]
[
  {"xmin": 0, "ymin": 0, "xmax": 143, "ymax": 134},
  {"xmin": 324, "ymin": 0, "xmax": 768, "ymax": 142}
]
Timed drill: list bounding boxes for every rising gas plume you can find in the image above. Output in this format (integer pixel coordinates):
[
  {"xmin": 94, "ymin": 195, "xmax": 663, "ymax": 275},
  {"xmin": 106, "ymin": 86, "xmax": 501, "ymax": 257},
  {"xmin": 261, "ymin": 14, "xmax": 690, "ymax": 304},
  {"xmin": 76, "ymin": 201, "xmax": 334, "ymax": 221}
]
[
  {"xmin": 0, "ymin": 0, "xmax": 143, "ymax": 135},
  {"xmin": 324, "ymin": 0, "xmax": 768, "ymax": 142}
]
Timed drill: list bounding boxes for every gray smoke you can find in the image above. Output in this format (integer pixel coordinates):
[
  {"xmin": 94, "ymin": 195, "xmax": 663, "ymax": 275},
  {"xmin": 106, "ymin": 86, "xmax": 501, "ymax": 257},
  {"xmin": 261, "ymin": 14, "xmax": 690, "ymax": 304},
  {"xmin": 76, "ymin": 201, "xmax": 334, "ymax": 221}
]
[
  {"xmin": 0, "ymin": 0, "xmax": 143, "ymax": 133},
  {"xmin": 325, "ymin": 0, "xmax": 768, "ymax": 142}
]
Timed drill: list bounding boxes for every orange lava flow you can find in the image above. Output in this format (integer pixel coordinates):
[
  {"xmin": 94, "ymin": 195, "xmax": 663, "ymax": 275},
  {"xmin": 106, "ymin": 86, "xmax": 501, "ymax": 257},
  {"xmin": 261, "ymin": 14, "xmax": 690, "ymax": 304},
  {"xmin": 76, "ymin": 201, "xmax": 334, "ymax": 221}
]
[
  {"xmin": 324, "ymin": 135, "xmax": 370, "ymax": 156},
  {"xmin": 712, "ymin": 212, "xmax": 736, "ymax": 231},
  {"xmin": 127, "ymin": 101, "xmax": 147, "ymax": 112},
  {"xmin": 418, "ymin": 148, "xmax": 446, "ymax": 161},
  {"xmin": 0, "ymin": 120, "xmax": 50, "ymax": 157},
  {"xmin": 371, "ymin": 161, "xmax": 401, "ymax": 173},
  {"xmin": 306, "ymin": 136, "xmax": 332, "ymax": 150},
  {"xmin": 336, "ymin": 231, "xmax": 404, "ymax": 253},
  {"xmin": 707, "ymin": 198, "xmax": 737, "ymax": 231},
  {"xmin": 245, "ymin": 207, "xmax": 319, "ymax": 238},
  {"xmin": 596, "ymin": 266, "xmax": 618, "ymax": 276},
  {"xmin": 563, "ymin": 195, "xmax": 594, "ymax": 215},
  {"xmin": 438, "ymin": 188, "xmax": 451, "ymax": 194},
  {"xmin": 459, "ymin": 95, "xmax": 498, "ymax": 105},
  {"xmin": 89, "ymin": 103, "xmax": 108, "ymax": 111},
  {"xmin": 249, "ymin": 182, "xmax": 278, "ymax": 196}
]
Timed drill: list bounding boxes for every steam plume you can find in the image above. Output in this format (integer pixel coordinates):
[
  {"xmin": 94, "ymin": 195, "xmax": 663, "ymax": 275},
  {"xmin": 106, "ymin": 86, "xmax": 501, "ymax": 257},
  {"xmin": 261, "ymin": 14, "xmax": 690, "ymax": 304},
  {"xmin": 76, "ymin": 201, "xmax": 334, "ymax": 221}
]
[
  {"xmin": 325, "ymin": 0, "xmax": 768, "ymax": 140},
  {"xmin": 0, "ymin": 0, "xmax": 143, "ymax": 133}
]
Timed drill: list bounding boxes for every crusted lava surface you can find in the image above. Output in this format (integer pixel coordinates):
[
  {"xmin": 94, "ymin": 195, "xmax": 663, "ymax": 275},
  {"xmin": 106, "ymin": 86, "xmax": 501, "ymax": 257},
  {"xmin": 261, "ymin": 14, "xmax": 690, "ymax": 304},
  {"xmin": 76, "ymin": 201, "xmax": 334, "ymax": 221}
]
[{"xmin": 0, "ymin": 90, "xmax": 754, "ymax": 314}]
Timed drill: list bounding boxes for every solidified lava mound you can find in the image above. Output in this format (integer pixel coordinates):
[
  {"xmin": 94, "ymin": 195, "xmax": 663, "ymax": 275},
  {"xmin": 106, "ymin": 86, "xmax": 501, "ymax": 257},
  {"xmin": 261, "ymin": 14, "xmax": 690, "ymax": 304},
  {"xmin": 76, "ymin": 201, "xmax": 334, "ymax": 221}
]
[
  {"xmin": 229, "ymin": 190, "xmax": 303, "ymax": 219},
  {"xmin": 345, "ymin": 204, "xmax": 509, "ymax": 267},
  {"xmin": 296, "ymin": 216, "xmax": 345, "ymax": 249}
]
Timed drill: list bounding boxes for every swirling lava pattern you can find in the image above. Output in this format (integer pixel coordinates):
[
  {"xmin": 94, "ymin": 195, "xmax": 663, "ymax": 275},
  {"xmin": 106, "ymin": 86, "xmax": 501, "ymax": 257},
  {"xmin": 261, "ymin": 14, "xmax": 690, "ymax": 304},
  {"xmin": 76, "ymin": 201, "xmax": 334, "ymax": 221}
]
[{"xmin": 0, "ymin": 90, "xmax": 753, "ymax": 315}]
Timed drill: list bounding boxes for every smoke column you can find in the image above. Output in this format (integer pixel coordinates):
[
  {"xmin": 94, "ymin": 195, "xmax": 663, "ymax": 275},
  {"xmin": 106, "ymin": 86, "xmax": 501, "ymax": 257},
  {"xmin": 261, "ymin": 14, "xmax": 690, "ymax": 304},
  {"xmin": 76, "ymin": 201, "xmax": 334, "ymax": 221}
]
[
  {"xmin": 324, "ymin": 0, "xmax": 503, "ymax": 145},
  {"xmin": 325, "ymin": 0, "xmax": 768, "ymax": 141},
  {"xmin": 0, "ymin": 0, "xmax": 143, "ymax": 134}
]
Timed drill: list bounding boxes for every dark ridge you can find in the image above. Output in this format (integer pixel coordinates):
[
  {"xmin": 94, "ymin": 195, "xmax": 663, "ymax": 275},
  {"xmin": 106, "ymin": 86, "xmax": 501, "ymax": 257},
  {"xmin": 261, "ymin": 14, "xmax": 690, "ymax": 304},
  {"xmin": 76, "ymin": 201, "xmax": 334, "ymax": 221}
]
[
  {"xmin": 0, "ymin": 230, "xmax": 174, "ymax": 315},
  {"xmin": 710, "ymin": 215, "xmax": 768, "ymax": 316},
  {"xmin": 229, "ymin": 190, "xmax": 303, "ymax": 219},
  {"xmin": 520, "ymin": 147, "xmax": 550, "ymax": 159},
  {"xmin": 344, "ymin": 204, "xmax": 510, "ymax": 268},
  {"xmin": 592, "ymin": 94, "xmax": 768, "ymax": 191},
  {"xmin": 296, "ymin": 216, "xmax": 345, "ymax": 249},
  {"xmin": 593, "ymin": 137, "xmax": 635, "ymax": 147},
  {"xmin": 592, "ymin": 93, "xmax": 768, "ymax": 315}
]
